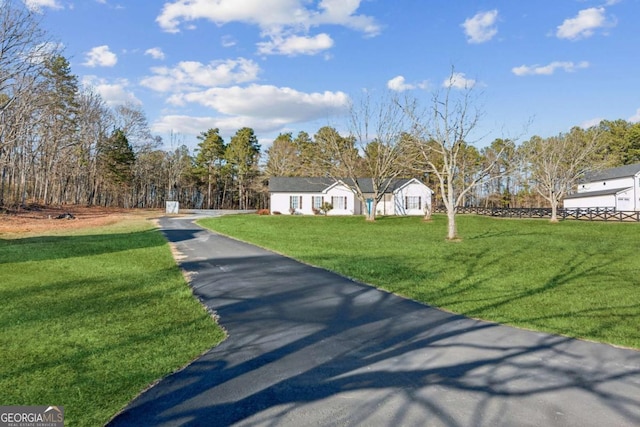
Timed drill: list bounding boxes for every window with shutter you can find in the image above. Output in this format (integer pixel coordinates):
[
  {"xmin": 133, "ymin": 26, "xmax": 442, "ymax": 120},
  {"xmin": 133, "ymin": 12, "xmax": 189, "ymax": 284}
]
[{"xmin": 406, "ymin": 196, "xmax": 421, "ymax": 210}]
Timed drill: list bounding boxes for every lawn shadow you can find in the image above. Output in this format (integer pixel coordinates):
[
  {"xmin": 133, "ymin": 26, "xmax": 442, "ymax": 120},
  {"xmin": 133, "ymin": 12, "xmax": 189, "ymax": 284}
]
[{"xmin": 0, "ymin": 229, "xmax": 167, "ymax": 264}]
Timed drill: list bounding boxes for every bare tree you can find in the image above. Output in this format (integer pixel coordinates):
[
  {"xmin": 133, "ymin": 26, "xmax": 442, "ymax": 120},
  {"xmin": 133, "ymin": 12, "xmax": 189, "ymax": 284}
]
[
  {"xmin": 0, "ymin": 0, "xmax": 51, "ymax": 111},
  {"xmin": 520, "ymin": 127, "xmax": 604, "ymax": 222},
  {"xmin": 112, "ymin": 102, "xmax": 157, "ymax": 152},
  {"xmin": 0, "ymin": 0, "xmax": 53, "ymax": 207},
  {"xmin": 318, "ymin": 92, "xmax": 413, "ymax": 221},
  {"xmin": 403, "ymin": 71, "xmax": 507, "ymax": 240},
  {"xmin": 264, "ymin": 132, "xmax": 299, "ymax": 177},
  {"xmin": 74, "ymin": 87, "xmax": 111, "ymax": 205}
]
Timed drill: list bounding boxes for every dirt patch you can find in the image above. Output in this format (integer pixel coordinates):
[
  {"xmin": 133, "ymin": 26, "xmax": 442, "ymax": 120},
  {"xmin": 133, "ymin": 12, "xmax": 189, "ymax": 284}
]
[{"xmin": 0, "ymin": 204, "xmax": 163, "ymax": 235}]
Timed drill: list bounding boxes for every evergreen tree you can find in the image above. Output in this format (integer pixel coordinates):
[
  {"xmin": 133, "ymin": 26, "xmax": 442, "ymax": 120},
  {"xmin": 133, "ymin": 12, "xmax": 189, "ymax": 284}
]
[
  {"xmin": 100, "ymin": 128, "xmax": 136, "ymax": 187},
  {"xmin": 194, "ymin": 128, "xmax": 226, "ymax": 208},
  {"xmin": 226, "ymin": 127, "xmax": 260, "ymax": 209}
]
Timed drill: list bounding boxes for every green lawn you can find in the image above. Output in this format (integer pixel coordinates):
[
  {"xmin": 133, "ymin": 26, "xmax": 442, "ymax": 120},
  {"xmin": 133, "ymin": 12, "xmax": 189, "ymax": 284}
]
[
  {"xmin": 199, "ymin": 214, "xmax": 640, "ymax": 349},
  {"xmin": 0, "ymin": 218, "xmax": 225, "ymax": 426}
]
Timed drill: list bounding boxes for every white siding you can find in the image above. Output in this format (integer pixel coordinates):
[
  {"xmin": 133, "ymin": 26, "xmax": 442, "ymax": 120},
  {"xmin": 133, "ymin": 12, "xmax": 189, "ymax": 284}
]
[
  {"xmin": 269, "ymin": 184, "xmax": 356, "ymax": 215},
  {"xmin": 578, "ymin": 177, "xmax": 634, "ymax": 193},
  {"xmin": 378, "ymin": 195, "xmax": 394, "ymax": 216},
  {"xmin": 564, "ymin": 195, "xmax": 616, "ymax": 210},
  {"xmin": 393, "ymin": 180, "xmax": 433, "ymax": 216},
  {"xmin": 270, "ymin": 193, "xmax": 333, "ymax": 215},
  {"xmin": 326, "ymin": 185, "xmax": 355, "ymax": 215},
  {"xmin": 270, "ymin": 179, "xmax": 434, "ymax": 216},
  {"xmin": 270, "ymin": 193, "xmax": 293, "ymax": 215},
  {"xmin": 616, "ymin": 188, "xmax": 634, "ymax": 211}
]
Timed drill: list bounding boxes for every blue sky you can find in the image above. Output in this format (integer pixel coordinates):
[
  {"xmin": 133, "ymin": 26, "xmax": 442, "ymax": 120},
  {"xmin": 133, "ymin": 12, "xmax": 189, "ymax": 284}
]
[{"xmin": 27, "ymin": 0, "xmax": 640, "ymax": 150}]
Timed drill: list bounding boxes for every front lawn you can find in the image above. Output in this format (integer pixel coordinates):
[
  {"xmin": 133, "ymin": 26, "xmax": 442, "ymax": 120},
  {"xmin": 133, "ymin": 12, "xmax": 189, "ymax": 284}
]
[
  {"xmin": 0, "ymin": 218, "xmax": 225, "ymax": 426},
  {"xmin": 199, "ymin": 214, "xmax": 640, "ymax": 349}
]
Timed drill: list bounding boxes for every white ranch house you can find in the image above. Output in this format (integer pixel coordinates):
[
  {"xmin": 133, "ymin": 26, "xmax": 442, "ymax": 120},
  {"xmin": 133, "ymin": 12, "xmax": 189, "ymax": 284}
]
[
  {"xmin": 563, "ymin": 163, "xmax": 640, "ymax": 211},
  {"xmin": 269, "ymin": 177, "xmax": 433, "ymax": 216}
]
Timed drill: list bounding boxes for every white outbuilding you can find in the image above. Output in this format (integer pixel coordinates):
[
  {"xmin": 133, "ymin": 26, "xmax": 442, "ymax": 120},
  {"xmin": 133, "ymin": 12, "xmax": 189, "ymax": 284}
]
[{"xmin": 563, "ymin": 163, "xmax": 640, "ymax": 212}]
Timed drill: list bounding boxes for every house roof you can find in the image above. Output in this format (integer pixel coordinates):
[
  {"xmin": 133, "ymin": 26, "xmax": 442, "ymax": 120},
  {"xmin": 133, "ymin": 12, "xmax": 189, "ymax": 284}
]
[
  {"xmin": 582, "ymin": 162, "xmax": 640, "ymax": 182},
  {"xmin": 268, "ymin": 177, "xmax": 422, "ymax": 193},
  {"xmin": 564, "ymin": 187, "xmax": 632, "ymax": 199}
]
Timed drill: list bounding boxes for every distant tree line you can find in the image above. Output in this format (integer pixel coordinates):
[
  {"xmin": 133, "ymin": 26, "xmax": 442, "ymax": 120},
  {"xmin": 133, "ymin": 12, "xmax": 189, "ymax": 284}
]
[{"xmin": 1, "ymin": 0, "xmax": 639, "ymax": 226}]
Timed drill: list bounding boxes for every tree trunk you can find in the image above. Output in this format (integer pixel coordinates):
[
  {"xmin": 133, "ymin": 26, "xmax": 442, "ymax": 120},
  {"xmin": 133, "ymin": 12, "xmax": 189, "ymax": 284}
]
[
  {"xmin": 447, "ymin": 207, "xmax": 458, "ymax": 240},
  {"xmin": 550, "ymin": 195, "xmax": 559, "ymax": 223},
  {"xmin": 423, "ymin": 203, "xmax": 432, "ymax": 221},
  {"xmin": 444, "ymin": 179, "xmax": 459, "ymax": 240}
]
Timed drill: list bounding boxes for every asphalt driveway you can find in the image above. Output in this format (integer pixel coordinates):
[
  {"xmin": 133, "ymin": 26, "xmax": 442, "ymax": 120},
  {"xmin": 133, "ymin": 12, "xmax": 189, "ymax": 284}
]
[{"xmin": 108, "ymin": 215, "xmax": 640, "ymax": 426}]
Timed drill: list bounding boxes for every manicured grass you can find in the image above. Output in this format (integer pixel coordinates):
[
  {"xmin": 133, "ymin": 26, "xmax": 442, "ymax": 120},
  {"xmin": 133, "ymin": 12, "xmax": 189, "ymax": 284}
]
[
  {"xmin": 199, "ymin": 214, "xmax": 640, "ymax": 349},
  {"xmin": 0, "ymin": 218, "xmax": 225, "ymax": 426}
]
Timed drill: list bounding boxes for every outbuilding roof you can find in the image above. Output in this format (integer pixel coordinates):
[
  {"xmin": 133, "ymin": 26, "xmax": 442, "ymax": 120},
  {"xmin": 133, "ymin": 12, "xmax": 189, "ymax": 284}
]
[
  {"xmin": 268, "ymin": 177, "xmax": 420, "ymax": 193},
  {"xmin": 582, "ymin": 162, "xmax": 640, "ymax": 182},
  {"xmin": 564, "ymin": 187, "xmax": 632, "ymax": 199}
]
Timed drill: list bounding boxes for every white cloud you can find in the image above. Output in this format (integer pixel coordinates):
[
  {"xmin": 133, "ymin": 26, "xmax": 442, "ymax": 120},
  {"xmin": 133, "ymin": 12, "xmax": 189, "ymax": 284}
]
[
  {"xmin": 443, "ymin": 72, "xmax": 475, "ymax": 89},
  {"xmin": 580, "ymin": 117, "xmax": 603, "ymax": 129},
  {"xmin": 82, "ymin": 76, "xmax": 141, "ymax": 106},
  {"xmin": 462, "ymin": 10, "xmax": 498, "ymax": 44},
  {"xmin": 312, "ymin": 0, "xmax": 381, "ymax": 36},
  {"xmin": 23, "ymin": 0, "xmax": 62, "ymax": 12},
  {"xmin": 556, "ymin": 7, "xmax": 612, "ymax": 40},
  {"xmin": 157, "ymin": 0, "xmax": 380, "ymax": 34},
  {"xmin": 387, "ymin": 76, "xmax": 412, "ymax": 92},
  {"xmin": 221, "ymin": 35, "xmax": 237, "ymax": 48},
  {"xmin": 156, "ymin": 0, "xmax": 380, "ymax": 55},
  {"xmin": 151, "ymin": 85, "xmax": 350, "ymax": 135},
  {"xmin": 143, "ymin": 59, "xmax": 350, "ymax": 138},
  {"xmin": 152, "ymin": 114, "xmax": 290, "ymax": 138},
  {"xmin": 629, "ymin": 108, "xmax": 640, "ymax": 123},
  {"xmin": 145, "ymin": 47, "xmax": 165, "ymax": 60},
  {"xmin": 257, "ymin": 33, "xmax": 334, "ymax": 56},
  {"xmin": 387, "ymin": 75, "xmax": 429, "ymax": 92},
  {"xmin": 83, "ymin": 45, "xmax": 118, "ymax": 67},
  {"xmin": 141, "ymin": 58, "xmax": 260, "ymax": 92},
  {"xmin": 170, "ymin": 84, "xmax": 350, "ymax": 124},
  {"xmin": 512, "ymin": 61, "xmax": 589, "ymax": 76}
]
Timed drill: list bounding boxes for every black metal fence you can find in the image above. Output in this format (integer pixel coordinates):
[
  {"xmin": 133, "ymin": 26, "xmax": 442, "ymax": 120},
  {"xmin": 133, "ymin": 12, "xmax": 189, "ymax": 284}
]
[{"xmin": 433, "ymin": 206, "xmax": 640, "ymax": 222}]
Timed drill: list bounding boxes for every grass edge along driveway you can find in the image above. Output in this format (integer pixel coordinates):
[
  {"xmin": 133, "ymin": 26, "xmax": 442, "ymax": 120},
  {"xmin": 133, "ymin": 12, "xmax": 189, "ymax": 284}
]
[
  {"xmin": 0, "ymin": 217, "xmax": 226, "ymax": 427},
  {"xmin": 199, "ymin": 214, "xmax": 640, "ymax": 350}
]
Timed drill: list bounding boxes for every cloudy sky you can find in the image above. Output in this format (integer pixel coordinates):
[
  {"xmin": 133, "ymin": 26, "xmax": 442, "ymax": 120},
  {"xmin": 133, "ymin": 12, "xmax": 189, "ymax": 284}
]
[{"xmin": 28, "ymin": 0, "xmax": 639, "ymax": 149}]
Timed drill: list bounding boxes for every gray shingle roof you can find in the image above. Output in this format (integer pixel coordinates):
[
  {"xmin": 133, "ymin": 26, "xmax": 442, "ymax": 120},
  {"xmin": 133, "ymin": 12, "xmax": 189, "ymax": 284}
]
[
  {"xmin": 564, "ymin": 187, "xmax": 632, "ymax": 199},
  {"xmin": 582, "ymin": 163, "xmax": 640, "ymax": 182},
  {"xmin": 268, "ymin": 177, "xmax": 416, "ymax": 193}
]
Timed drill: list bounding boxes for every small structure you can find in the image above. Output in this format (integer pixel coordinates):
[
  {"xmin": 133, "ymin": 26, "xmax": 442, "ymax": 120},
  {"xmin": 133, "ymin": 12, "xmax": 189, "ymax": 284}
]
[
  {"xmin": 268, "ymin": 177, "xmax": 433, "ymax": 216},
  {"xmin": 165, "ymin": 201, "xmax": 179, "ymax": 214},
  {"xmin": 563, "ymin": 163, "xmax": 640, "ymax": 211}
]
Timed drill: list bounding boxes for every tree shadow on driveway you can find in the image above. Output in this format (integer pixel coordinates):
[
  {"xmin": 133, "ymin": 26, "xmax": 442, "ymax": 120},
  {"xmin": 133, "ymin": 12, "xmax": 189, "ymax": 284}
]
[{"xmin": 108, "ymin": 221, "xmax": 640, "ymax": 427}]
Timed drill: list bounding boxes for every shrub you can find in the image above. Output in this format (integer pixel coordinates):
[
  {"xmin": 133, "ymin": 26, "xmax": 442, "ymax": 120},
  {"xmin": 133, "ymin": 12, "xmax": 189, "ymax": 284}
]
[{"xmin": 320, "ymin": 202, "xmax": 333, "ymax": 216}]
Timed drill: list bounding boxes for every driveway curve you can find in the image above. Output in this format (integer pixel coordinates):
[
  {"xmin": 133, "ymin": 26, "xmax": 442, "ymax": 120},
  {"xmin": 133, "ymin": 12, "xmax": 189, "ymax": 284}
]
[{"xmin": 108, "ymin": 215, "xmax": 640, "ymax": 426}]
